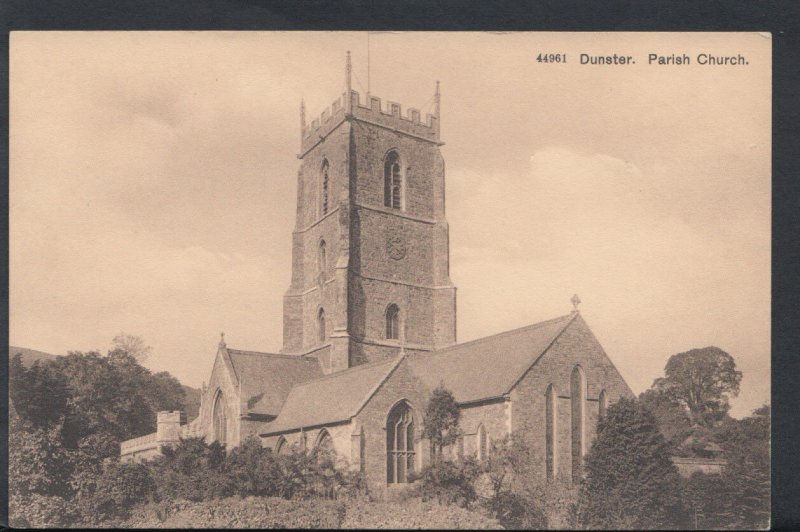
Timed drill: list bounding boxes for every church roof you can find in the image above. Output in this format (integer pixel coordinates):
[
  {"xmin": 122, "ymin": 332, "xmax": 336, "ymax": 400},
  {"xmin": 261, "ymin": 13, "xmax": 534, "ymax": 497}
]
[
  {"xmin": 261, "ymin": 356, "xmax": 403, "ymax": 434},
  {"xmin": 260, "ymin": 313, "xmax": 577, "ymax": 435},
  {"xmin": 223, "ymin": 348, "xmax": 324, "ymax": 417},
  {"xmin": 406, "ymin": 313, "xmax": 576, "ymax": 403}
]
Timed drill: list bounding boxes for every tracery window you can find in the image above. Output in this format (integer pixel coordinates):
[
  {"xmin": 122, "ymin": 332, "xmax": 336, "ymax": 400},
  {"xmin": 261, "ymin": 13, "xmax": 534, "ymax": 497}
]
[
  {"xmin": 318, "ymin": 308, "xmax": 326, "ymax": 343},
  {"xmin": 321, "ymin": 159, "xmax": 330, "ymax": 216},
  {"xmin": 384, "ymin": 151, "xmax": 402, "ymax": 209},
  {"xmin": 571, "ymin": 366, "xmax": 586, "ymax": 483},
  {"xmin": 213, "ymin": 392, "xmax": 227, "ymax": 446},
  {"xmin": 386, "ymin": 401, "xmax": 415, "ymax": 484},
  {"xmin": 545, "ymin": 384, "xmax": 557, "ymax": 480},
  {"xmin": 386, "ymin": 304, "xmax": 400, "ymax": 340}
]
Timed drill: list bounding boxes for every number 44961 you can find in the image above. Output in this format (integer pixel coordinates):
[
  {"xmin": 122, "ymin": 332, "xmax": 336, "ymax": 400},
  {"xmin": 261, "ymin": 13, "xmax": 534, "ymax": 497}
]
[{"xmin": 537, "ymin": 53, "xmax": 566, "ymax": 63}]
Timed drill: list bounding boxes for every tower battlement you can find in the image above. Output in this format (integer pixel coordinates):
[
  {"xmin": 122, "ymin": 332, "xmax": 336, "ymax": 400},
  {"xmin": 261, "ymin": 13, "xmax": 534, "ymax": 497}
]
[{"xmin": 301, "ymin": 90, "xmax": 440, "ymax": 155}]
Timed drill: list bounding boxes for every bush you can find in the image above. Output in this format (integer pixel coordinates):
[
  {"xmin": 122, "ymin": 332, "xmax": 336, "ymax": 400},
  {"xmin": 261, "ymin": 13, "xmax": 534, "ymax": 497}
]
[
  {"xmin": 150, "ymin": 437, "xmax": 227, "ymax": 502},
  {"xmin": 8, "ymin": 492, "xmax": 81, "ymax": 528},
  {"xmin": 411, "ymin": 457, "xmax": 481, "ymax": 508},
  {"xmin": 83, "ymin": 461, "xmax": 157, "ymax": 523}
]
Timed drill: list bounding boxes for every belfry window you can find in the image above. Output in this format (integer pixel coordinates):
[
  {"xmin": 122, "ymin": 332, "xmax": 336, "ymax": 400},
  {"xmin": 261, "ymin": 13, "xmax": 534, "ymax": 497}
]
[
  {"xmin": 317, "ymin": 308, "xmax": 326, "ymax": 343},
  {"xmin": 319, "ymin": 240, "xmax": 327, "ymax": 273},
  {"xmin": 321, "ymin": 160, "xmax": 330, "ymax": 216},
  {"xmin": 386, "ymin": 400, "xmax": 415, "ymax": 484},
  {"xmin": 384, "ymin": 151, "xmax": 402, "ymax": 209},
  {"xmin": 386, "ymin": 304, "xmax": 400, "ymax": 340}
]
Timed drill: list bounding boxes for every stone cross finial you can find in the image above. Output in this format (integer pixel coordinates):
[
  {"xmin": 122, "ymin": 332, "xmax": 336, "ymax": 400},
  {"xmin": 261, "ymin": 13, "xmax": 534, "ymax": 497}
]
[
  {"xmin": 219, "ymin": 332, "xmax": 226, "ymax": 348},
  {"xmin": 571, "ymin": 294, "xmax": 581, "ymax": 312}
]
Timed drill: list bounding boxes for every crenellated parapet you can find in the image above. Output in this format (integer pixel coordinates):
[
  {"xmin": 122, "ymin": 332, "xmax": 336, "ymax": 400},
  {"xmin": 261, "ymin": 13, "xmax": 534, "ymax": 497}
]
[{"xmin": 301, "ymin": 90, "xmax": 440, "ymax": 155}]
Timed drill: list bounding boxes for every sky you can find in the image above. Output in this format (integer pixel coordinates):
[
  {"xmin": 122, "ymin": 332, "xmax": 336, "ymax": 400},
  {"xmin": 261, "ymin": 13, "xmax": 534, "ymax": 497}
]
[{"xmin": 10, "ymin": 32, "xmax": 770, "ymax": 418}]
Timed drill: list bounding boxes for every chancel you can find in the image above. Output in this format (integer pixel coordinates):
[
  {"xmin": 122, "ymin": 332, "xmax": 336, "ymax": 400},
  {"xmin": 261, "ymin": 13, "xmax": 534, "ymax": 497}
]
[{"xmin": 120, "ymin": 52, "xmax": 634, "ymax": 494}]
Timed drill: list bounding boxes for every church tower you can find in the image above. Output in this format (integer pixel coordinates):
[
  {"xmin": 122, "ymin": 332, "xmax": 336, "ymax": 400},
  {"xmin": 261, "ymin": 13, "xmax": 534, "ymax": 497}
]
[{"xmin": 282, "ymin": 52, "xmax": 456, "ymax": 374}]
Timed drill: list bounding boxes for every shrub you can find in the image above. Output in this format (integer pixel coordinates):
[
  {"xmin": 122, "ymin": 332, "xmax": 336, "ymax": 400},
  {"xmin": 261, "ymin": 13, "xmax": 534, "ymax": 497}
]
[
  {"xmin": 150, "ymin": 436, "xmax": 227, "ymax": 502},
  {"xmin": 223, "ymin": 436, "xmax": 283, "ymax": 498},
  {"xmin": 83, "ymin": 461, "xmax": 157, "ymax": 523},
  {"xmin": 411, "ymin": 457, "xmax": 481, "ymax": 508},
  {"xmin": 8, "ymin": 492, "xmax": 81, "ymax": 528},
  {"xmin": 576, "ymin": 396, "xmax": 687, "ymax": 529}
]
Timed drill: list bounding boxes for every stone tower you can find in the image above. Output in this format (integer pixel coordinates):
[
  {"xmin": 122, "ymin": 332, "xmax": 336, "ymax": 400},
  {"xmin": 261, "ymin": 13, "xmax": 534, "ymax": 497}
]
[{"xmin": 282, "ymin": 52, "xmax": 456, "ymax": 374}]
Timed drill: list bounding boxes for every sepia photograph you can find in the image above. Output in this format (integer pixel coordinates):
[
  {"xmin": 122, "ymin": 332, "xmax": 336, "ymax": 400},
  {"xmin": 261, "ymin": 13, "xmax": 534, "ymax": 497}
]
[{"xmin": 9, "ymin": 31, "xmax": 770, "ymax": 529}]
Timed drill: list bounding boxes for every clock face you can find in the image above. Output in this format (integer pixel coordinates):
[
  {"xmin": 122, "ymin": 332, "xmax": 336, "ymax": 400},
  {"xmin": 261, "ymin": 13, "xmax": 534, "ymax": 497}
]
[{"xmin": 386, "ymin": 235, "xmax": 407, "ymax": 260}]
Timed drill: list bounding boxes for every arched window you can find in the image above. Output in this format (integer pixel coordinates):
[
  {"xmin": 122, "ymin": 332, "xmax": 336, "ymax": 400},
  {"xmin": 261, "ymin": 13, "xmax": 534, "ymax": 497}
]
[
  {"xmin": 317, "ymin": 308, "xmax": 326, "ymax": 343},
  {"xmin": 386, "ymin": 400, "xmax": 416, "ymax": 484},
  {"xmin": 476, "ymin": 424, "xmax": 488, "ymax": 461},
  {"xmin": 384, "ymin": 151, "xmax": 402, "ymax": 209},
  {"xmin": 599, "ymin": 389, "xmax": 608, "ymax": 420},
  {"xmin": 545, "ymin": 384, "xmax": 557, "ymax": 480},
  {"xmin": 315, "ymin": 429, "xmax": 335, "ymax": 457},
  {"xmin": 570, "ymin": 366, "xmax": 586, "ymax": 483},
  {"xmin": 321, "ymin": 159, "xmax": 330, "ymax": 216},
  {"xmin": 213, "ymin": 392, "xmax": 227, "ymax": 446},
  {"xmin": 319, "ymin": 240, "xmax": 327, "ymax": 273},
  {"xmin": 386, "ymin": 304, "xmax": 400, "ymax": 340},
  {"xmin": 275, "ymin": 436, "xmax": 287, "ymax": 455}
]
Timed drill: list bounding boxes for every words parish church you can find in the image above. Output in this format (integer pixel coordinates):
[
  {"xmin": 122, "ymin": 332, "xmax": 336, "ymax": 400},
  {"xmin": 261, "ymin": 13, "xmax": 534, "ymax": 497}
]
[{"xmin": 120, "ymin": 53, "xmax": 633, "ymax": 493}]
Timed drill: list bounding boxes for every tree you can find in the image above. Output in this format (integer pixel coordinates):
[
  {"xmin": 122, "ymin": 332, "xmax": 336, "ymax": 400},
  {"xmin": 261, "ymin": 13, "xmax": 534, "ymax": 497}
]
[
  {"xmin": 111, "ymin": 333, "xmax": 152, "ymax": 363},
  {"xmin": 652, "ymin": 346, "xmax": 742, "ymax": 427},
  {"xmin": 422, "ymin": 383, "xmax": 461, "ymax": 462},
  {"xmin": 577, "ymin": 397, "xmax": 687, "ymax": 530},
  {"xmin": 638, "ymin": 388, "xmax": 692, "ymax": 450},
  {"xmin": 10, "ymin": 353, "xmax": 70, "ymax": 429}
]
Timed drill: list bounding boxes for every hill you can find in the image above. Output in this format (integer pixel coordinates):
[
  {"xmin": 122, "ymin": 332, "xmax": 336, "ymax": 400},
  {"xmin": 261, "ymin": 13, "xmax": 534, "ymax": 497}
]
[{"xmin": 9, "ymin": 346, "xmax": 61, "ymax": 366}]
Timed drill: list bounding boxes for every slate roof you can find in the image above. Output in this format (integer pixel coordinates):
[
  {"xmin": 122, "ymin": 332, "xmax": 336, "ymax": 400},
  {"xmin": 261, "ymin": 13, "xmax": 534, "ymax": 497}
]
[
  {"xmin": 260, "ymin": 313, "xmax": 577, "ymax": 434},
  {"xmin": 223, "ymin": 348, "xmax": 324, "ymax": 417},
  {"xmin": 406, "ymin": 313, "xmax": 576, "ymax": 403},
  {"xmin": 261, "ymin": 356, "xmax": 403, "ymax": 434}
]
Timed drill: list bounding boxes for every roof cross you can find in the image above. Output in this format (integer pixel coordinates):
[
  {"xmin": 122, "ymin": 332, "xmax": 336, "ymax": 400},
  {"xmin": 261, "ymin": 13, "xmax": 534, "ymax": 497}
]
[
  {"xmin": 219, "ymin": 332, "xmax": 226, "ymax": 348},
  {"xmin": 571, "ymin": 294, "xmax": 581, "ymax": 312}
]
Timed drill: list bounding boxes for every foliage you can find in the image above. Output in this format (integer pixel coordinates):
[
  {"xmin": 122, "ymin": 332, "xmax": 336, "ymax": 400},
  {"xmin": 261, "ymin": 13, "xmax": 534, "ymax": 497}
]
[
  {"xmin": 422, "ymin": 383, "xmax": 461, "ymax": 462},
  {"xmin": 10, "ymin": 353, "xmax": 70, "ymax": 429},
  {"xmin": 8, "ymin": 415, "xmax": 72, "ymax": 498},
  {"xmin": 151, "ymin": 436, "xmax": 228, "ymax": 502},
  {"xmin": 639, "ymin": 387, "xmax": 693, "ymax": 450},
  {"xmin": 411, "ymin": 457, "xmax": 481, "ymax": 508},
  {"xmin": 577, "ymin": 396, "xmax": 687, "ymax": 529},
  {"xmin": 84, "ymin": 461, "xmax": 157, "ymax": 523},
  {"xmin": 479, "ymin": 434, "xmax": 551, "ymax": 529},
  {"xmin": 652, "ymin": 346, "xmax": 742, "ymax": 427},
  {"xmin": 112, "ymin": 332, "xmax": 153, "ymax": 363},
  {"xmin": 8, "ymin": 492, "xmax": 81, "ymax": 528},
  {"xmin": 678, "ymin": 403, "xmax": 770, "ymax": 532}
]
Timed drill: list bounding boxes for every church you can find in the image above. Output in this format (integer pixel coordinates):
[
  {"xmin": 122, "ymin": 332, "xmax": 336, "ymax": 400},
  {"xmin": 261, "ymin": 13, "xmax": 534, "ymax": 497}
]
[{"xmin": 120, "ymin": 53, "xmax": 633, "ymax": 494}]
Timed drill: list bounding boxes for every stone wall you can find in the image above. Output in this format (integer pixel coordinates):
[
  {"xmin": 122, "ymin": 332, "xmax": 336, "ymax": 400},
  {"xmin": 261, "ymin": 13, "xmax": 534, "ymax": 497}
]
[{"xmin": 509, "ymin": 314, "xmax": 634, "ymax": 483}]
